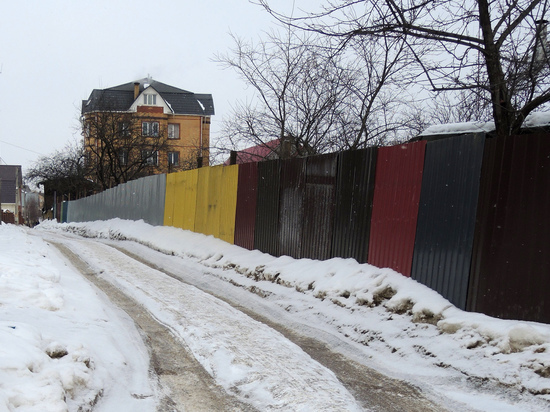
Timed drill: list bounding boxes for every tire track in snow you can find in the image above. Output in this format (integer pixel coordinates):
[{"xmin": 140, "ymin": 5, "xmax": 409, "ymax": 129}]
[
  {"xmin": 51, "ymin": 241, "xmax": 256, "ymax": 412},
  {"xmin": 113, "ymin": 242, "xmax": 448, "ymax": 412},
  {"xmin": 51, "ymin": 237, "xmax": 363, "ymax": 411}
]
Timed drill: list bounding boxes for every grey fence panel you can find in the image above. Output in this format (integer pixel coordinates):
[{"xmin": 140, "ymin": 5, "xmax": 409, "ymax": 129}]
[
  {"xmin": 141, "ymin": 174, "xmax": 166, "ymax": 226},
  {"xmin": 65, "ymin": 174, "xmax": 166, "ymax": 226},
  {"xmin": 411, "ymin": 133, "xmax": 485, "ymax": 310}
]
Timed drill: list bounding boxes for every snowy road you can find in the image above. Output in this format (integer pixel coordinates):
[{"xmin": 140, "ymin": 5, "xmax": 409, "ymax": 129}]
[{"xmin": 38, "ymin": 229, "xmax": 445, "ymax": 411}]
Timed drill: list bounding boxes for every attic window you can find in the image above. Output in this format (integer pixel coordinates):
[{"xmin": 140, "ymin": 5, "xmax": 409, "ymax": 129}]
[{"xmin": 144, "ymin": 94, "xmax": 156, "ymax": 105}]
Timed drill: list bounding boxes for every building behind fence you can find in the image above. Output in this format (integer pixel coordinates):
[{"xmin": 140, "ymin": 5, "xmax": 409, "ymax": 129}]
[{"xmin": 63, "ymin": 132, "xmax": 550, "ymax": 324}]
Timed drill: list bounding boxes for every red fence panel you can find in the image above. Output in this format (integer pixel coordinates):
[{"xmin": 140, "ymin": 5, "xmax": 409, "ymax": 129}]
[
  {"xmin": 234, "ymin": 162, "xmax": 259, "ymax": 250},
  {"xmin": 368, "ymin": 141, "xmax": 426, "ymax": 276}
]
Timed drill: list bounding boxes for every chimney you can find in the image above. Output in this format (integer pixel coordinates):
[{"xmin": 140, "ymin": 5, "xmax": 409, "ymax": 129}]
[{"xmin": 133, "ymin": 82, "xmax": 140, "ymax": 100}]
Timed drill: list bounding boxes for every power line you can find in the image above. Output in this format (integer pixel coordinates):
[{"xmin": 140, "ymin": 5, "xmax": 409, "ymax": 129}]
[{"xmin": 0, "ymin": 140, "xmax": 44, "ymax": 156}]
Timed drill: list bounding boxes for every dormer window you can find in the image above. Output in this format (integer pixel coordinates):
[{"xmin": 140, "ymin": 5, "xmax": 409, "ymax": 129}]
[{"xmin": 143, "ymin": 94, "xmax": 156, "ymax": 105}]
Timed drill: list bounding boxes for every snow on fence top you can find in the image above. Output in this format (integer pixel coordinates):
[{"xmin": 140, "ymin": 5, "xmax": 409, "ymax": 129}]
[{"xmin": 420, "ymin": 111, "xmax": 550, "ymax": 136}]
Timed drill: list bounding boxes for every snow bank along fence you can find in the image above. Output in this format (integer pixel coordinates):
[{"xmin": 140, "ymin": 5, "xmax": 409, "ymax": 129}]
[{"xmin": 63, "ymin": 132, "xmax": 550, "ymax": 324}]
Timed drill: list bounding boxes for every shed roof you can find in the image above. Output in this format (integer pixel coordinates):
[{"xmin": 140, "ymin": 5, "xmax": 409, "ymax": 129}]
[{"xmin": 224, "ymin": 139, "xmax": 281, "ymax": 165}]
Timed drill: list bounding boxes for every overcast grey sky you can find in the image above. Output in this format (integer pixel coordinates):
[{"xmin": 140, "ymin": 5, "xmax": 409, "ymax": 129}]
[{"xmin": 0, "ymin": 0, "xmax": 316, "ymax": 173}]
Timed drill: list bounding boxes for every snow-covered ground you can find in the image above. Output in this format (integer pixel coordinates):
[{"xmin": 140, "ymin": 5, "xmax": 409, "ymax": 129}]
[
  {"xmin": 2, "ymin": 219, "xmax": 550, "ymax": 411},
  {"xmin": 0, "ymin": 223, "xmax": 157, "ymax": 411}
]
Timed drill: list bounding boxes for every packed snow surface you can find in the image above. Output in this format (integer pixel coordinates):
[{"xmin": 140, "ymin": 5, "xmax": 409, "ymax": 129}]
[
  {"xmin": 3, "ymin": 218, "xmax": 550, "ymax": 411},
  {"xmin": 0, "ymin": 223, "xmax": 156, "ymax": 411}
]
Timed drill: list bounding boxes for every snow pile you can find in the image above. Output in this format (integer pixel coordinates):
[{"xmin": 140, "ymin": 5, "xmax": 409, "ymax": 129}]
[
  {"xmin": 38, "ymin": 219, "xmax": 550, "ymax": 408},
  {"xmin": 420, "ymin": 111, "xmax": 550, "ymax": 136},
  {"xmin": 0, "ymin": 224, "xmax": 102, "ymax": 410},
  {"xmin": 0, "ymin": 223, "xmax": 156, "ymax": 411}
]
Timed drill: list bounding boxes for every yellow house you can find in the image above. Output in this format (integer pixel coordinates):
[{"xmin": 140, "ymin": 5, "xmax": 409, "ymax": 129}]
[{"xmin": 81, "ymin": 77, "xmax": 214, "ymax": 186}]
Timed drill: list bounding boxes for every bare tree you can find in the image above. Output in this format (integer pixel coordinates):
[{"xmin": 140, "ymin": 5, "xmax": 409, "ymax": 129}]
[
  {"xmin": 334, "ymin": 34, "xmax": 422, "ymax": 148},
  {"xmin": 215, "ymin": 30, "xmax": 353, "ymax": 158},
  {"xmin": 259, "ymin": 0, "xmax": 550, "ymax": 136},
  {"xmin": 82, "ymin": 107, "xmax": 170, "ymax": 190},
  {"xmin": 25, "ymin": 140, "xmax": 92, "ymax": 212}
]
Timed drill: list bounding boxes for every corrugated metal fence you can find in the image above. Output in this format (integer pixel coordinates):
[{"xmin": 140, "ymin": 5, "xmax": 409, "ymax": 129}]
[
  {"xmin": 66, "ymin": 174, "xmax": 166, "ymax": 226},
  {"xmin": 368, "ymin": 141, "xmax": 425, "ymax": 277},
  {"xmin": 468, "ymin": 133, "xmax": 550, "ymax": 321},
  {"xmin": 411, "ymin": 134, "xmax": 485, "ymax": 310},
  {"xmin": 64, "ymin": 133, "xmax": 550, "ymax": 323}
]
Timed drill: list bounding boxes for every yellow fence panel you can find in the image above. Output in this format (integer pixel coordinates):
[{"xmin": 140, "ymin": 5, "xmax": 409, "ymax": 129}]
[
  {"xmin": 205, "ymin": 165, "xmax": 223, "ymax": 237},
  {"xmin": 163, "ymin": 173, "xmax": 177, "ymax": 226},
  {"xmin": 218, "ymin": 165, "xmax": 239, "ymax": 244},
  {"xmin": 165, "ymin": 165, "xmax": 238, "ymax": 244},
  {"xmin": 194, "ymin": 167, "xmax": 211, "ymax": 236},
  {"xmin": 173, "ymin": 169, "xmax": 198, "ymax": 231}
]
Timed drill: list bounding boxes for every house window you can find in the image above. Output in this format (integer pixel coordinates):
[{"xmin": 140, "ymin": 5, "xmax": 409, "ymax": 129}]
[
  {"xmin": 141, "ymin": 150, "xmax": 158, "ymax": 166},
  {"xmin": 142, "ymin": 121, "xmax": 159, "ymax": 137},
  {"xmin": 168, "ymin": 123, "xmax": 180, "ymax": 139},
  {"xmin": 119, "ymin": 149, "xmax": 128, "ymax": 166},
  {"xmin": 119, "ymin": 122, "xmax": 131, "ymax": 137},
  {"xmin": 143, "ymin": 94, "xmax": 156, "ymax": 105},
  {"xmin": 168, "ymin": 151, "xmax": 179, "ymax": 166}
]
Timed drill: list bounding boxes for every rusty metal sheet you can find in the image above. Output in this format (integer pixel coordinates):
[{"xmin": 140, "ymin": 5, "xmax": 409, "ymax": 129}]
[
  {"xmin": 468, "ymin": 133, "xmax": 550, "ymax": 322},
  {"xmin": 302, "ymin": 153, "xmax": 338, "ymax": 260},
  {"xmin": 368, "ymin": 141, "xmax": 426, "ymax": 276},
  {"xmin": 254, "ymin": 160, "xmax": 281, "ymax": 256},
  {"xmin": 411, "ymin": 134, "xmax": 485, "ymax": 310},
  {"xmin": 278, "ymin": 158, "xmax": 307, "ymax": 258},
  {"xmin": 234, "ymin": 162, "xmax": 259, "ymax": 250},
  {"xmin": 331, "ymin": 148, "xmax": 377, "ymax": 263}
]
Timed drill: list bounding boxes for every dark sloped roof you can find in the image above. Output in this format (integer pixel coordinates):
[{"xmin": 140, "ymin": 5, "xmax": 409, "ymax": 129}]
[
  {"xmin": 0, "ymin": 165, "xmax": 21, "ymax": 204},
  {"xmin": 81, "ymin": 78, "xmax": 214, "ymax": 116}
]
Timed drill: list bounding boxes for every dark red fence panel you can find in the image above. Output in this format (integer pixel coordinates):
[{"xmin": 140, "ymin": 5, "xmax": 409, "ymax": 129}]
[
  {"xmin": 278, "ymin": 158, "xmax": 307, "ymax": 258},
  {"xmin": 1, "ymin": 210, "xmax": 15, "ymax": 224},
  {"xmin": 368, "ymin": 141, "xmax": 426, "ymax": 276},
  {"xmin": 254, "ymin": 160, "xmax": 281, "ymax": 256},
  {"xmin": 411, "ymin": 134, "xmax": 485, "ymax": 310},
  {"xmin": 234, "ymin": 162, "xmax": 258, "ymax": 250},
  {"xmin": 302, "ymin": 153, "xmax": 338, "ymax": 260},
  {"xmin": 331, "ymin": 148, "xmax": 378, "ymax": 263},
  {"xmin": 468, "ymin": 134, "xmax": 550, "ymax": 322}
]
